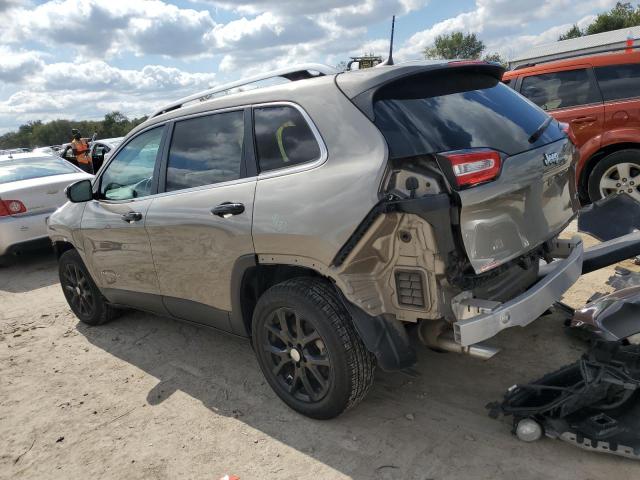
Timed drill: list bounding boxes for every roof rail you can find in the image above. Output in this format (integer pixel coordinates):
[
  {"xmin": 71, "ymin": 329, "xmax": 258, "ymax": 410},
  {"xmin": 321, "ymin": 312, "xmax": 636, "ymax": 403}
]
[
  {"xmin": 509, "ymin": 42, "xmax": 638, "ymax": 70},
  {"xmin": 150, "ymin": 63, "xmax": 338, "ymax": 118}
]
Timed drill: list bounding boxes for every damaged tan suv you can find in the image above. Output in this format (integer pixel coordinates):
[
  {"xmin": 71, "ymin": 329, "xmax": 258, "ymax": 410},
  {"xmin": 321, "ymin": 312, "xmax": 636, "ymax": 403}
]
[{"xmin": 49, "ymin": 61, "xmax": 583, "ymax": 419}]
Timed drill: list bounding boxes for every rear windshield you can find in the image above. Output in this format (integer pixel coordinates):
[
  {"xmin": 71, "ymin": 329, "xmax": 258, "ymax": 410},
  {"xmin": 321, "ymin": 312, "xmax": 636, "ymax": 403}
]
[
  {"xmin": 0, "ymin": 157, "xmax": 78, "ymax": 184},
  {"xmin": 374, "ymin": 71, "xmax": 564, "ymax": 159}
]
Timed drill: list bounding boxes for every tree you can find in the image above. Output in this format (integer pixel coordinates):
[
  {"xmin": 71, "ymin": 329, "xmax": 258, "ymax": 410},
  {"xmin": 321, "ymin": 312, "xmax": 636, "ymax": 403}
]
[
  {"xmin": 424, "ymin": 32, "xmax": 485, "ymax": 59},
  {"xmin": 483, "ymin": 52, "xmax": 507, "ymax": 66},
  {"xmin": 558, "ymin": 2, "xmax": 640, "ymax": 40},
  {"xmin": 559, "ymin": 24, "xmax": 583, "ymax": 41},
  {"xmin": 587, "ymin": 1, "xmax": 640, "ymax": 35},
  {"xmin": 0, "ymin": 112, "xmax": 148, "ymax": 149}
]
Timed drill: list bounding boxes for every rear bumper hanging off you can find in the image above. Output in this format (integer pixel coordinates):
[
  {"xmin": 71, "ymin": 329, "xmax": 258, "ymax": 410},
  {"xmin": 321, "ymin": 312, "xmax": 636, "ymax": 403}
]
[{"xmin": 453, "ymin": 237, "xmax": 584, "ymax": 346}]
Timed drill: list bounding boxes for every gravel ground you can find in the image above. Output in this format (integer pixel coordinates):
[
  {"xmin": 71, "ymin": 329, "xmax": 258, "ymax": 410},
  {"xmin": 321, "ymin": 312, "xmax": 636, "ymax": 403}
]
[{"xmin": 2, "ymin": 227, "xmax": 640, "ymax": 479}]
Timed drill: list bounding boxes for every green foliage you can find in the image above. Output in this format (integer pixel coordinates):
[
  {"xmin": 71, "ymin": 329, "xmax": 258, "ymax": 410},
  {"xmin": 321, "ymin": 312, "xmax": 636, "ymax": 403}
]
[
  {"xmin": 424, "ymin": 32, "xmax": 485, "ymax": 59},
  {"xmin": 559, "ymin": 24, "xmax": 584, "ymax": 41},
  {"xmin": 483, "ymin": 52, "xmax": 508, "ymax": 66},
  {"xmin": 558, "ymin": 2, "xmax": 640, "ymax": 40},
  {"xmin": 0, "ymin": 111, "xmax": 148, "ymax": 149}
]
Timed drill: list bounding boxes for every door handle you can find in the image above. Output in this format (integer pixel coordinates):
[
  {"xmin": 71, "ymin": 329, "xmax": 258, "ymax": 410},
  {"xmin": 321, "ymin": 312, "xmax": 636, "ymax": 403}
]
[
  {"xmin": 571, "ymin": 116, "xmax": 596, "ymax": 123},
  {"xmin": 121, "ymin": 211, "xmax": 143, "ymax": 223},
  {"xmin": 211, "ymin": 202, "xmax": 245, "ymax": 218}
]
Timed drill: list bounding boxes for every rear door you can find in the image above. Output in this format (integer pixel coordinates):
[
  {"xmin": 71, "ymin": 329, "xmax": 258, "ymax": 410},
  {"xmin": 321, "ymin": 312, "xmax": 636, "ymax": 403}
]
[
  {"xmin": 594, "ymin": 62, "xmax": 640, "ymax": 142},
  {"xmin": 145, "ymin": 108, "xmax": 256, "ymax": 332},
  {"xmin": 518, "ymin": 66, "xmax": 604, "ymax": 148},
  {"xmin": 80, "ymin": 125, "xmax": 166, "ymax": 313}
]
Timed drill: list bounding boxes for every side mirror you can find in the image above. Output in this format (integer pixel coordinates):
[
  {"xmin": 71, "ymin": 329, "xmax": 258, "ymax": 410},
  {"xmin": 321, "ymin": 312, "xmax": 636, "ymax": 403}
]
[{"xmin": 66, "ymin": 179, "xmax": 93, "ymax": 203}]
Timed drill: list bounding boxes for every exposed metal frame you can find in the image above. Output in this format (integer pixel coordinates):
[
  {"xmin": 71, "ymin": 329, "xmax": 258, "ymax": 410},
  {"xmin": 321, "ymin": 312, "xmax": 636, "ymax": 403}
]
[{"xmin": 149, "ymin": 63, "xmax": 338, "ymax": 119}]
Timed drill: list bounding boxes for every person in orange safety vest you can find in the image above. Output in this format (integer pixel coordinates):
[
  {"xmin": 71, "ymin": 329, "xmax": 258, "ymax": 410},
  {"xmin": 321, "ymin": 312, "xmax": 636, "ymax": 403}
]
[{"xmin": 71, "ymin": 129, "xmax": 91, "ymax": 173}]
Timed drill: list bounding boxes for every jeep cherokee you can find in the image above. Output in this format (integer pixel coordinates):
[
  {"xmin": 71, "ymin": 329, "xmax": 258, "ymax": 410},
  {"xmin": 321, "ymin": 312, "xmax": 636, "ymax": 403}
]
[{"xmin": 48, "ymin": 61, "xmax": 583, "ymax": 419}]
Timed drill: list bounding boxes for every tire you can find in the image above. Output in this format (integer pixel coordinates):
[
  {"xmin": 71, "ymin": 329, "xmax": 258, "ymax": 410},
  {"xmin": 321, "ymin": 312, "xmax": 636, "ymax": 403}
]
[
  {"xmin": 0, "ymin": 255, "xmax": 14, "ymax": 268},
  {"xmin": 252, "ymin": 277, "xmax": 375, "ymax": 419},
  {"xmin": 587, "ymin": 149, "xmax": 640, "ymax": 202},
  {"xmin": 58, "ymin": 249, "xmax": 116, "ymax": 326}
]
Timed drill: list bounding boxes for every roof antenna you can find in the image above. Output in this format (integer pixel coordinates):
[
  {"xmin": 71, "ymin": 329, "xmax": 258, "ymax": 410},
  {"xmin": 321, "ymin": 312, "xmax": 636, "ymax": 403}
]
[{"xmin": 378, "ymin": 15, "xmax": 395, "ymax": 67}]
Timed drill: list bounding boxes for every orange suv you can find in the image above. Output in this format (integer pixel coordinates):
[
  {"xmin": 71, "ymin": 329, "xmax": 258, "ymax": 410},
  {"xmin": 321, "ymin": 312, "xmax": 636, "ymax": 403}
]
[{"xmin": 503, "ymin": 50, "xmax": 640, "ymax": 203}]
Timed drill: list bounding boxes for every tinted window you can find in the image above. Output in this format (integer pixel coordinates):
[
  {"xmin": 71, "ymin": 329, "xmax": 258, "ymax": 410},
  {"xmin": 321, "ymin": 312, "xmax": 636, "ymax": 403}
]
[
  {"xmin": 374, "ymin": 72, "xmax": 564, "ymax": 159},
  {"xmin": 166, "ymin": 110, "xmax": 244, "ymax": 192},
  {"xmin": 254, "ymin": 106, "xmax": 321, "ymax": 172},
  {"xmin": 595, "ymin": 63, "xmax": 640, "ymax": 101},
  {"xmin": 0, "ymin": 157, "xmax": 78, "ymax": 184},
  {"xmin": 520, "ymin": 69, "xmax": 600, "ymax": 110},
  {"xmin": 100, "ymin": 127, "xmax": 163, "ymax": 201}
]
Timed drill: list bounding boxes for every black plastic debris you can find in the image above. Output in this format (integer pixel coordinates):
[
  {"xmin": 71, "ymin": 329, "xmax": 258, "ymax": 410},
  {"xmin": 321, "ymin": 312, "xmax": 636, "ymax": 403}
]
[
  {"xmin": 578, "ymin": 193, "xmax": 640, "ymax": 242},
  {"xmin": 488, "ymin": 341, "xmax": 640, "ymax": 459}
]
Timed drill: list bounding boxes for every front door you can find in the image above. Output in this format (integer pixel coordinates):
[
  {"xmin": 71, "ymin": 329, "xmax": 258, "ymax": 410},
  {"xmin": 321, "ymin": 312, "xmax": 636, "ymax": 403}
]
[
  {"xmin": 144, "ymin": 109, "xmax": 256, "ymax": 331},
  {"xmin": 81, "ymin": 125, "xmax": 166, "ymax": 313}
]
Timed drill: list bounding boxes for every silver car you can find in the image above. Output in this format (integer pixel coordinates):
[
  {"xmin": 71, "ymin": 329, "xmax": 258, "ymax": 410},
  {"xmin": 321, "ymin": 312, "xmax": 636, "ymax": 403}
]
[
  {"xmin": 0, "ymin": 152, "xmax": 92, "ymax": 264},
  {"xmin": 49, "ymin": 61, "xmax": 582, "ymax": 418}
]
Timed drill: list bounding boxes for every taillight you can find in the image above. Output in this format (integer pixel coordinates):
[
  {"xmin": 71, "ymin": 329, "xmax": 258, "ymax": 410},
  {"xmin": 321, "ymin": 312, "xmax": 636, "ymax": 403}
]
[
  {"xmin": 441, "ymin": 149, "xmax": 502, "ymax": 188},
  {"xmin": 0, "ymin": 199, "xmax": 27, "ymax": 217}
]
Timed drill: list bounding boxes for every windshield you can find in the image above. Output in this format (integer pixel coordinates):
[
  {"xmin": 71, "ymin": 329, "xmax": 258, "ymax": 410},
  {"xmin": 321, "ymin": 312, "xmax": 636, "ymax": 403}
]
[
  {"xmin": 374, "ymin": 71, "xmax": 564, "ymax": 158},
  {"xmin": 0, "ymin": 157, "xmax": 79, "ymax": 184}
]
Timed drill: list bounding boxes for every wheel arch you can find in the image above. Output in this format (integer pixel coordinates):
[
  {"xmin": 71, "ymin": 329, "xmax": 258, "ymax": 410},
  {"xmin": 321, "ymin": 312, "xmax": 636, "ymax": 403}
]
[
  {"xmin": 579, "ymin": 142, "xmax": 640, "ymax": 202},
  {"xmin": 230, "ymin": 255, "xmax": 326, "ymax": 337},
  {"xmin": 52, "ymin": 239, "xmax": 76, "ymax": 259}
]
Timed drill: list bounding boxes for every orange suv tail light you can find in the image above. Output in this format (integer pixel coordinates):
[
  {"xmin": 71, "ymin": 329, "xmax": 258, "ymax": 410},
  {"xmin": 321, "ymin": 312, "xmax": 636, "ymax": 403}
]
[
  {"xmin": 0, "ymin": 199, "xmax": 27, "ymax": 217},
  {"xmin": 440, "ymin": 149, "xmax": 502, "ymax": 188}
]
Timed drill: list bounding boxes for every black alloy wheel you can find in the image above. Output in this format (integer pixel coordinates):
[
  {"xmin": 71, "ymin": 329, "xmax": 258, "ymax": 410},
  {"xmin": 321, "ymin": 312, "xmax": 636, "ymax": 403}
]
[{"xmin": 263, "ymin": 306, "xmax": 332, "ymax": 403}]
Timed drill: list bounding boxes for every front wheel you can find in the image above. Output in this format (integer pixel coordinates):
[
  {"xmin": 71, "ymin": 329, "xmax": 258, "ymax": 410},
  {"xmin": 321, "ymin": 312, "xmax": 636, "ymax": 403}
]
[
  {"xmin": 252, "ymin": 277, "xmax": 375, "ymax": 419},
  {"xmin": 588, "ymin": 149, "xmax": 640, "ymax": 202},
  {"xmin": 58, "ymin": 249, "xmax": 116, "ymax": 326}
]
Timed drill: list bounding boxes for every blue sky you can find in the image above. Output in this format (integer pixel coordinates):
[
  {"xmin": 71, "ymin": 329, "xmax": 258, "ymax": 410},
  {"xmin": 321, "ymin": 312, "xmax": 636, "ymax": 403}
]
[{"xmin": 0, "ymin": 0, "xmax": 618, "ymax": 135}]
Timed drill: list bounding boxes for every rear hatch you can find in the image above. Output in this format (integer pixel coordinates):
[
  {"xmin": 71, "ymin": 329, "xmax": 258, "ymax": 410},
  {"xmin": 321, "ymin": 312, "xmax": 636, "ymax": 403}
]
[{"xmin": 355, "ymin": 63, "xmax": 579, "ymax": 273}]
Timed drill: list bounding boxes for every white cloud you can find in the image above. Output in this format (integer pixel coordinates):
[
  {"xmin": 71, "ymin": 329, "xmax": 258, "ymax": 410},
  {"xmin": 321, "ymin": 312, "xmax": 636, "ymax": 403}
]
[
  {"xmin": 0, "ymin": 48, "xmax": 45, "ymax": 82},
  {"xmin": 397, "ymin": 0, "xmax": 619, "ymax": 60},
  {"xmin": 0, "ymin": 59, "xmax": 217, "ymax": 131}
]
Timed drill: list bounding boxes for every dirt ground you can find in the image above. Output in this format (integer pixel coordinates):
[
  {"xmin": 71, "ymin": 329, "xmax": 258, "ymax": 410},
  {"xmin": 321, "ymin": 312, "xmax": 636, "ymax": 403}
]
[{"xmin": 2, "ymin": 225, "xmax": 640, "ymax": 480}]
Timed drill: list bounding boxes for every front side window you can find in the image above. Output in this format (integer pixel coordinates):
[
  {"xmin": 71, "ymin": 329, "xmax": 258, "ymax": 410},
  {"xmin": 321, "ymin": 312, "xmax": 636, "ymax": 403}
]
[
  {"xmin": 595, "ymin": 63, "xmax": 640, "ymax": 101},
  {"xmin": 166, "ymin": 110, "xmax": 244, "ymax": 192},
  {"xmin": 520, "ymin": 69, "xmax": 601, "ymax": 111},
  {"xmin": 254, "ymin": 105, "xmax": 321, "ymax": 172},
  {"xmin": 100, "ymin": 127, "xmax": 163, "ymax": 201}
]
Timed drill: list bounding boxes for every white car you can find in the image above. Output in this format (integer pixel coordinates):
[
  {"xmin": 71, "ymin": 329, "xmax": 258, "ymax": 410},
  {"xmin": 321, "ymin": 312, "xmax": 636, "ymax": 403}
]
[{"xmin": 0, "ymin": 152, "xmax": 92, "ymax": 264}]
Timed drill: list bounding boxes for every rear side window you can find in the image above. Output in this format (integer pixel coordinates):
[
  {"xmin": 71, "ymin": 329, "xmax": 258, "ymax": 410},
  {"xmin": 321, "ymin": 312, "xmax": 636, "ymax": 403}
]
[
  {"xmin": 166, "ymin": 110, "xmax": 244, "ymax": 192},
  {"xmin": 254, "ymin": 105, "xmax": 321, "ymax": 172},
  {"xmin": 374, "ymin": 71, "xmax": 564, "ymax": 159},
  {"xmin": 595, "ymin": 63, "xmax": 640, "ymax": 101},
  {"xmin": 520, "ymin": 69, "xmax": 600, "ymax": 110}
]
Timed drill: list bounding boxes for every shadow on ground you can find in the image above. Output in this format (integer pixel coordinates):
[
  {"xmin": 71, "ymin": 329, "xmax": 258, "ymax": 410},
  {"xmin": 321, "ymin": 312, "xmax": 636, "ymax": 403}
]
[
  {"xmin": 75, "ymin": 305, "xmax": 616, "ymax": 480},
  {"xmin": 0, "ymin": 248, "xmax": 58, "ymax": 293}
]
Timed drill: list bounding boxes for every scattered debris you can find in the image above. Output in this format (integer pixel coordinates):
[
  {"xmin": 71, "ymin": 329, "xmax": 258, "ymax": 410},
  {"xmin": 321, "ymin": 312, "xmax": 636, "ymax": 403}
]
[
  {"xmin": 489, "ymin": 341, "xmax": 640, "ymax": 460},
  {"xmin": 14, "ymin": 437, "xmax": 36, "ymax": 464}
]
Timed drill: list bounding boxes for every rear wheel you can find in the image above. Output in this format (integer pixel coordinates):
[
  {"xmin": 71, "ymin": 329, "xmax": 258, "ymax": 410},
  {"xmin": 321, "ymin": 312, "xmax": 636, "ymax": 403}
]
[
  {"xmin": 588, "ymin": 149, "xmax": 640, "ymax": 202},
  {"xmin": 252, "ymin": 277, "xmax": 375, "ymax": 419},
  {"xmin": 58, "ymin": 249, "xmax": 116, "ymax": 326}
]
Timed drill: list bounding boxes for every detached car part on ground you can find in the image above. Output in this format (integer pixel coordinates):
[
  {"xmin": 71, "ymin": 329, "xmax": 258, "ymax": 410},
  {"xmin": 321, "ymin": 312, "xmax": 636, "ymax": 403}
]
[
  {"xmin": 50, "ymin": 60, "xmax": 610, "ymax": 419},
  {"xmin": 489, "ymin": 341, "xmax": 640, "ymax": 460}
]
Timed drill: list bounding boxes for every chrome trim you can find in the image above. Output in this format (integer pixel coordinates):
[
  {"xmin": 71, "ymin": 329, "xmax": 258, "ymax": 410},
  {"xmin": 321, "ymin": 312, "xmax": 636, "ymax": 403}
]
[{"xmin": 253, "ymin": 101, "xmax": 329, "ymax": 180}]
